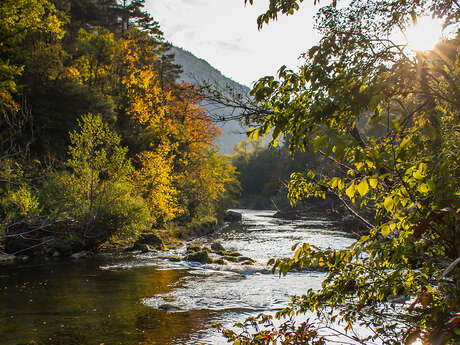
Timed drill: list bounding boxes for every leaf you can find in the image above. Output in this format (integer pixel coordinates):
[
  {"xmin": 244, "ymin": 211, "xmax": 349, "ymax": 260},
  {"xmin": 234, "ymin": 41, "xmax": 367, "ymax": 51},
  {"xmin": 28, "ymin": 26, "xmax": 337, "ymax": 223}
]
[
  {"xmin": 391, "ymin": 120, "xmax": 401, "ymax": 132},
  {"xmin": 383, "ymin": 196, "xmax": 394, "ymax": 212},
  {"xmin": 418, "ymin": 183, "xmax": 431, "ymax": 194},
  {"xmin": 381, "ymin": 224, "xmax": 391, "ymax": 237},
  {"xmin": 357, "ymin": 180, "xmax": 369, "ymax": 197},
  {"xmin": 369, "ymin": 178, "xmax": 378, "ymax": 189},
  {"xmin": 413, "ymin": 163, "xmax": 427, "ymax": 180},
  {"xmin": 345, "ymin": 184, "xmax": 355, "ymax": 199}
]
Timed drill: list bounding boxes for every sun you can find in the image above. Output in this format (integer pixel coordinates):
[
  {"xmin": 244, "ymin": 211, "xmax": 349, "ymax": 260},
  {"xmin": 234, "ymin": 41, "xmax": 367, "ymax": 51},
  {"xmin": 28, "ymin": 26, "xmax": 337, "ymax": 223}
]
[{"xmin": 403, "ymin": 16, "xmax": 443, "ymax": 52}]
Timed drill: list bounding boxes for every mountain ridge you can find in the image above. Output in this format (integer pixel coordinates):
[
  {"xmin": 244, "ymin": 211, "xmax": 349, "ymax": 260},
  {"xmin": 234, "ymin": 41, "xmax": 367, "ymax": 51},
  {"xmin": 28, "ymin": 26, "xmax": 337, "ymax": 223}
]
[{"xmin": 169, "ymin": 46, "xmax": 251, "ymax": 154}]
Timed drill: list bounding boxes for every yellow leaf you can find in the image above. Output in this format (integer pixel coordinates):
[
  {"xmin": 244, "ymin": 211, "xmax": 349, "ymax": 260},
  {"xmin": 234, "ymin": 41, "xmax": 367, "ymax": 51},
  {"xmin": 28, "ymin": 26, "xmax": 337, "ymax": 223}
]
[
  {"xmin": 418, "ymin": 183, "xmax": 430, "ymax": 194},
  {"xmin": 383, "ymin": 196, "xmax": 394, "ymax": 212},
  {"xmin": 381, "ymin": 224, "xmax": 391, "ymax": 237},
  {"xmin": 357, "ymin": 180, "xmax": 369, "ymax": 197},
  {"xmin": 345, "ymin": 184, "xmax": 355, "ymax": 199},
  {"xmin": 369, "ymin": 178, "xmax": 378, "ymax": 189},
  {"xmin": 337, "ymin": 179, "xmax": 345, "ymax": 191}
]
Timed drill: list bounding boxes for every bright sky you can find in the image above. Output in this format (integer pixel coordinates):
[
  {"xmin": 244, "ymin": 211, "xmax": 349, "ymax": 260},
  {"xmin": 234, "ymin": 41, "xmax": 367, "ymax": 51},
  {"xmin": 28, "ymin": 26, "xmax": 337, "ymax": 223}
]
[
  {"xmin": 146, "ymin": 0, "xmax": 320, "ymax": 87},
  {"xmin": 145, "ymin": 1, "xmax": 446, "ymax": 87}
]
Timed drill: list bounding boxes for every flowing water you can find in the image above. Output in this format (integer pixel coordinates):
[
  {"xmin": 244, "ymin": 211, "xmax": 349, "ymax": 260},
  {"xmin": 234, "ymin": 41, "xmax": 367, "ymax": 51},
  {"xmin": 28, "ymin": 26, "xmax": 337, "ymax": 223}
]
[{"xmin": 0, "ymin": 209, "xmax": 355, "ymax": 345}]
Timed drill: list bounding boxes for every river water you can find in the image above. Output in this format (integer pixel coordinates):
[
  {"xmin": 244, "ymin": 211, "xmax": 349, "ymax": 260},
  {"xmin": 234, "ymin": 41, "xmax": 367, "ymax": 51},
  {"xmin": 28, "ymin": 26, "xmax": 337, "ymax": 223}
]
[{"xmin": 0, "ymin": 209, "xmax": 355, "ymax": 345}]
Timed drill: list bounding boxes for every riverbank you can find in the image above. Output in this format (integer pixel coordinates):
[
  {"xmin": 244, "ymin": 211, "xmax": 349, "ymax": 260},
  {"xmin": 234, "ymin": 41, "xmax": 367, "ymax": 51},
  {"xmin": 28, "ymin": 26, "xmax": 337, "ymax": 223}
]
[{"xmin": 0, "ymin": 211, "xmax": 244, "ymax": 265}]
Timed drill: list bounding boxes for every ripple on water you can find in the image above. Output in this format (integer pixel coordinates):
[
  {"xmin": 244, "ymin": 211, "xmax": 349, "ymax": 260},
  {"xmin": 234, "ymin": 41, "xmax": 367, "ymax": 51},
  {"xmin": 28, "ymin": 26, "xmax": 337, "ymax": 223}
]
[{"xmin": 142, "ymin": 270, "xmax": 326, "ymax": 312}]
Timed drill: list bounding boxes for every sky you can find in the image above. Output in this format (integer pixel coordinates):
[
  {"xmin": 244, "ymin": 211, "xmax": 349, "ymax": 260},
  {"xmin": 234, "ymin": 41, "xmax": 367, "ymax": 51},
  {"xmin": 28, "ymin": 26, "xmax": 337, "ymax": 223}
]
[
  {"xmin": 145, "ymin": 0, "xmax": 321, "ymax": 87},
  {"xmin": 145, "ymin": 1, "xmax": 445, "ymax": 88}
]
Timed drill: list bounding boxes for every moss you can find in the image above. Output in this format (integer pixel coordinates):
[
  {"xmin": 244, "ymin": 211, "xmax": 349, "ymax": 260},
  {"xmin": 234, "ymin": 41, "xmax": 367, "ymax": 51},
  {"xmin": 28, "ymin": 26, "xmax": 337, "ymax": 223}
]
[
  {"xmin": 241, "ymin": 258, "xmax": 255, "ymax": 265},
  {"xmin": 223, "ymin": 256, "xmax": 239, "ymax": 263},
  {"xmin": 159, "ymin": 255, "xmax": 182, "ymax": 262},
  {"xmin": 185, "ymin": 251, "xmax": 213, "ymax": 264},
  {"xmin": 186, "ymin": 244, "xmax": 202, "ymax": 253},
  {"xmin": 213, "ymin": 258, "xmax": 226, "ymax": 265},
  {"xmin": 215, "ymin": 250, "xmax": 242, "ymax": 257}
]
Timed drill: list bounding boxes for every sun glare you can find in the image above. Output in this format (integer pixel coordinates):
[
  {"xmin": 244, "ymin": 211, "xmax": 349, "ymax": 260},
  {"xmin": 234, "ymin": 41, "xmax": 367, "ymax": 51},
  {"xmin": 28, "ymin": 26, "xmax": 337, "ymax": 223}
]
[{"xmin": 403, "ymin": 16, "xmax": 443, "ymax": 52}]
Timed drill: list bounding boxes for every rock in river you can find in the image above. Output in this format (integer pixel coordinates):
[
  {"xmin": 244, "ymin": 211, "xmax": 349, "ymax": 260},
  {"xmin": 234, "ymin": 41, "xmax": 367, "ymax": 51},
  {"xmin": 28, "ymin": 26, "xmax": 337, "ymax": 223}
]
[
  {"xmin": 210, "ymin": 242, "xmax": 225, "ymax": 252},
  {"xmin": 134, "ymin": 232, "xmax": 167, "ymax": 251},
  {"xmin": 185, "ymin": 251, "xmax": 213, "ymax": 264},
  {"xmin": 223, "ymin": 210, "xmax": 242, "ymax": 222}
]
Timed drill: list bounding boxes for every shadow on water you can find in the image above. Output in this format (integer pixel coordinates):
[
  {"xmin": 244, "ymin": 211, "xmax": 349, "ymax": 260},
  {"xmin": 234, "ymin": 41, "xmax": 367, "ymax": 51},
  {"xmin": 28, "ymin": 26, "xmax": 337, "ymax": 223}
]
[{"xmin": 0, "ymin": 258, "xmax": 218, "ymax": 345}]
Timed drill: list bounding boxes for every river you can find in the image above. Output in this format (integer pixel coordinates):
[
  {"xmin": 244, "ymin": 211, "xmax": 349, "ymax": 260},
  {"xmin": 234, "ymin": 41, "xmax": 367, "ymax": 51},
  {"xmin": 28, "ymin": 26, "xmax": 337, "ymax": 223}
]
[{"xmin": 0, "ymin": 209, "xmax": 355, "ymax": 345}]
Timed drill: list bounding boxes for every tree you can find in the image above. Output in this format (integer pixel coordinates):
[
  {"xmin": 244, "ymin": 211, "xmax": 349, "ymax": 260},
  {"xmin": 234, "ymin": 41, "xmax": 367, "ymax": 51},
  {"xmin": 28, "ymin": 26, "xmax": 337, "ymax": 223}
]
[
  {"xmin": 43, "ymin": 114, "xmax": 151, "ymax": 249},
  {"xmin": 0, "ymin": 0, "xmax": 65, "ymax": 112},
  {"xmin": 219, "ymin": 0, "xmax": 460, "ymax": 344}
]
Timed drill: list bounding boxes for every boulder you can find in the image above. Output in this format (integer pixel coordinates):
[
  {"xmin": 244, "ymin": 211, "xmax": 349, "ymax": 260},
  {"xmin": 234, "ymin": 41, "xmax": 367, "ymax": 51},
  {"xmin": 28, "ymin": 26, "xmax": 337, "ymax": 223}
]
[
  {"xmin": 215, "ymin": 250, "xmax": 242, "ymax": 257},
  {"xmin": 240, "ymin": 258, "xmax": 255, "ymax": 265},
  {"xmin": 224, "ymin": 210, "xmax": 242, "ymax": 222},
  {"xmin": 133, "ymin": 243, "xmax": 152, "ymax": 252},
  {"xmin": 135, "ymin": 232, "xmax": 167, "ymax": 251},
  {"xmin": 237, "ymin": 256, "xmax": 252, "ymax": 262},
  {"xmin": 213, "ymin": 258, "xmax": 226, "ymax": 265},
  {"xmin": 159, "ymin": 256, "xmax": 182, "ymax": 262},
  {"xmin": 223, "ymin": 256, "xmax": 239, "ymax": 263},
  {"xmin": 185, "ymin": 251, "xmax": 213, "ymax": 264},
  {"xmin": 210, "ymin": 242, "xmax": 225, "ymax": 252},
  {"xmin": 71, "ymin": 251, "xmax": 90, "ymax": 259},
  {"xmin": 186, "ymin": 244, "xmax": 202, "ymax": 253}
]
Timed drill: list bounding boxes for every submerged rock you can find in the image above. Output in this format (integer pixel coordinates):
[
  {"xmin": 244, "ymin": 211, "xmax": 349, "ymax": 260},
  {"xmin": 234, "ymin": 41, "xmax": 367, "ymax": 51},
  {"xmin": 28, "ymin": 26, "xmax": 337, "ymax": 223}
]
[
  {"xmin": 185, "ymin": 250, "xmax": 213, "ymax": 264},
  {"xmin": 158, "ymin": 304, "xmax": 181, "ymax": 311},
  {"xmin": 223, "ymin": 210, "xmax": 242, "ymax": 222}
]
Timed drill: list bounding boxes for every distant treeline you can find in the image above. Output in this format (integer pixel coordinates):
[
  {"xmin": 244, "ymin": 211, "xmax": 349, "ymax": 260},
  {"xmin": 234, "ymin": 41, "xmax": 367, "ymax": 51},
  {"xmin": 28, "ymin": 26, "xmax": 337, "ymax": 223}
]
[{"xmin": 231, "ymin": 139, "xmax": 341, "ymax": 210}]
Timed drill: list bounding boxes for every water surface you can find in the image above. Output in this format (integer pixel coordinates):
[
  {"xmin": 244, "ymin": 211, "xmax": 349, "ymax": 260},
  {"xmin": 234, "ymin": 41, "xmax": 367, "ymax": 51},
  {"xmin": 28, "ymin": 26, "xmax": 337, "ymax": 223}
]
[{"xmin": 0, "ymin": 209, "xmax": 355, "ymax": 344}]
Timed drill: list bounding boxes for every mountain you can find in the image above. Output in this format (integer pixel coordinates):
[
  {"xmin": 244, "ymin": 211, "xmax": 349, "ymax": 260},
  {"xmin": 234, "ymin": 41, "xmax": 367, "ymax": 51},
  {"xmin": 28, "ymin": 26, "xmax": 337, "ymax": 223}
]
[{"xmin": 169, "ymin": 46, "xmax": 251, "ymax": 154}]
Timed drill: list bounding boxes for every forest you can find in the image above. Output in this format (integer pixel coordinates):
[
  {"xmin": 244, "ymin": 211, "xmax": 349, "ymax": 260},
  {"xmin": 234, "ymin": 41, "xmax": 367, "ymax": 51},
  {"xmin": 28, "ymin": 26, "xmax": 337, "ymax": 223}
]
[{"xmin": 0, "ymin": 0, "xmax": 238, "ymax": 256}]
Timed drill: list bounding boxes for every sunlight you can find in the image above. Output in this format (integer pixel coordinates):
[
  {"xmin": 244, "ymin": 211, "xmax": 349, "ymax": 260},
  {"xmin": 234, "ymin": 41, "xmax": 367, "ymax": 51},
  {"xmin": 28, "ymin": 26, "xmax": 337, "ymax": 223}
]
[{"xmin": 403, "ymin": 16, "xmax": 443, "ymax": 52}]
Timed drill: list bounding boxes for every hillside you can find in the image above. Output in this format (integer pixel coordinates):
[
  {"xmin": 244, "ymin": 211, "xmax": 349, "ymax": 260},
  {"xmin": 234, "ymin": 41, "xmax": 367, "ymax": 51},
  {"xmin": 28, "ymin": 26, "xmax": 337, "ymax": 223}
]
[{"xmin": 169, "ymin": 46, "xmax": 250, "ymax": 154}]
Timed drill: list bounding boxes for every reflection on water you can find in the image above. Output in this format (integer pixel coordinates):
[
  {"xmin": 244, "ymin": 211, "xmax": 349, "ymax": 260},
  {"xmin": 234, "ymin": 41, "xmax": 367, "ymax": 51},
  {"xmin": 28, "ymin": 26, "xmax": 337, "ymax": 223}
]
[{"xmin": 0, "ymin": 209, "xmax": 355, "ymax": 345}]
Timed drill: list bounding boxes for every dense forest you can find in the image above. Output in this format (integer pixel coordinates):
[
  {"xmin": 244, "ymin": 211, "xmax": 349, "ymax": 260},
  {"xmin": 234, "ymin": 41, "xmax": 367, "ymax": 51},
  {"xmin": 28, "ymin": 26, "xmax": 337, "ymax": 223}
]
[{"xmin": 0, "ymin": 0, "xmax": 238, "ymax": 256}]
